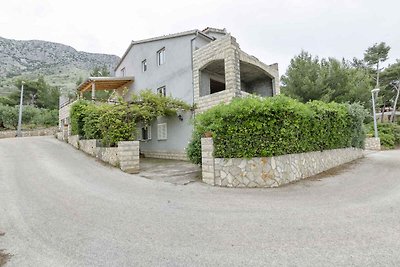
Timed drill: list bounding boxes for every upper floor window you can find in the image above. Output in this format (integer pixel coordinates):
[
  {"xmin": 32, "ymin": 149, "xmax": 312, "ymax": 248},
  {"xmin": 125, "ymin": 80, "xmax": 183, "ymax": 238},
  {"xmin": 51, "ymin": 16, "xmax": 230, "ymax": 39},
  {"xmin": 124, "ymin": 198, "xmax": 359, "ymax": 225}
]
[
  {"xmin": 142, "ymin": 60, "xmax": 147, "ymax": 72},
  {"xmin": 157, "ymin": 86, "xmax": 166, "ymax": 97},
  {"xmin": 121, "ymin": 67, "xmax": 126, "ymax": 77},
  {"xmin": 157, "ymin": 48, "xmax": 165, "ymax": 66}
]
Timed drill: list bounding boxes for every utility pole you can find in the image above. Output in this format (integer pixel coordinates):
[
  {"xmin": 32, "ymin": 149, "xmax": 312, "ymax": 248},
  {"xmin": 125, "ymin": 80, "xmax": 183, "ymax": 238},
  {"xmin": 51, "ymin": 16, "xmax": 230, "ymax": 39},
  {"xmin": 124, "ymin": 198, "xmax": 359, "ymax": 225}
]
[
  {"xmin": 16, "ymin": 81, "xmax": 25, "ymax": 137},
  {"xmin": 371, "ymin": 88, "xmax": 380, "ymax": 138}
]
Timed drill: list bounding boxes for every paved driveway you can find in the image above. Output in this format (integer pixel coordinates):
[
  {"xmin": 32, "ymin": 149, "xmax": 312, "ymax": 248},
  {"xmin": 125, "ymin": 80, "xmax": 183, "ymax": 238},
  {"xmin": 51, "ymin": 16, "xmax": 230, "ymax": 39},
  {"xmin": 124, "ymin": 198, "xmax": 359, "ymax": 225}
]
[{"xmin": 1, "ymin": 136, "xmax": 400, "ymax": 266}]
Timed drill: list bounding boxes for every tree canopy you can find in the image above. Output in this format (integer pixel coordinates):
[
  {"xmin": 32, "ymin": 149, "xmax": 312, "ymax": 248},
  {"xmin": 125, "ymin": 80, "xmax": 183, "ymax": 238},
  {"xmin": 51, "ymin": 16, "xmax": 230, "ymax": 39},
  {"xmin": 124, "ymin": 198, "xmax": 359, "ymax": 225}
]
[
  {"xmin": 1, "ymin": 76, "xmax": 60, "ymax": 110},
  {"xmin": 281, "ymin": 51, "xmax": 373, "ymax": 108}
]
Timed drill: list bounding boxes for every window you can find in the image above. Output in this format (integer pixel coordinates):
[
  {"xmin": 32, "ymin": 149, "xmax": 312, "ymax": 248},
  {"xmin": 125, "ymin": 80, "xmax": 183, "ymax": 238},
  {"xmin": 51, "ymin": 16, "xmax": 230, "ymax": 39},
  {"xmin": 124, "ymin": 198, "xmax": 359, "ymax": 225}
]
[
  {"xmin": 157, "ymin": 47, "xmax": 165, "ymax": 65},
  {"xmin": 157, "ymin": 86, "xmax": 166, "ymax": 97},
  {"xmin": 121, "ymin": 67, "xmax": 126, "ymax": 77},
  {"xmin": 157, "ymin": 123, "xmax": 167, "ymax": 140},
  {"xmin": 139, "ymin": 126, "xmax": 151, "ymax": 141},
  {"xmin": 142, "ymin": 60, "xmax": 147, "ymax": 72}
]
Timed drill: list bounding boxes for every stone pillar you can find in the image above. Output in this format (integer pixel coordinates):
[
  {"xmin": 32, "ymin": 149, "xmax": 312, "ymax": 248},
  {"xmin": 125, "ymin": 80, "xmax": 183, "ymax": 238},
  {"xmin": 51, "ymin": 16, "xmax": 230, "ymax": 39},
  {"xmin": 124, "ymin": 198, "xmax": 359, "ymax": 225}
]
[
  {"xmin": 364, "ymin": 137, "xmax": 381, "ymax": 150},
  {"xmin": 224, "ymin": 47, "xmax": 241, "ymax": 94},
  {"xmin": 118, "ymin": 141, "xmax": 140, "ymax": 174},
  {"xmin": 201, "ymin": 137, "xmax": 215, "ymax": 185}
]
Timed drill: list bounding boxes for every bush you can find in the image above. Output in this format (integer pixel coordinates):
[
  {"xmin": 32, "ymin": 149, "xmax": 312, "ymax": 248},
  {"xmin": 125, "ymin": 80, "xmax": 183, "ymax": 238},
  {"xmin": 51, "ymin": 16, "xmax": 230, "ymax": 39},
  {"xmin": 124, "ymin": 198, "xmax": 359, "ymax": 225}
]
[
  {"xmin": 187, "ymin": 95, "xmax": 367, "ymax": 164},
  {"xmin": 98, "ymin": 103, "xmax": 136, "ymax": 147},
  {"xmin": 367, "ymin": 123, "xmax": 400, "ymax": 149},
  {"xmin": 82, "ymin": 105, "xmax": 104, "ymax": 140},
  {"xmin": 70, "ymin": 100, "xmax": 90, "ymax": 136}
]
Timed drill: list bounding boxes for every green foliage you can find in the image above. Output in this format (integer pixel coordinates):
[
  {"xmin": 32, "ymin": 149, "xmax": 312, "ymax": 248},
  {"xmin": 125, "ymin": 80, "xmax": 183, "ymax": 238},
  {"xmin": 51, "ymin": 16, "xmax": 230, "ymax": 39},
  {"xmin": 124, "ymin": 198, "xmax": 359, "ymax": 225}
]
[
  {"xmin": 281, "ymin": 51, "xmax": 373, "ymax": 108},
  {"xmin": 364, "ymin": 42, "xmax": 390, "ymax": 68},
  {"xmin": 0, "ymin": 103, "xmax": 57, "ymax": 130},
  {"xmin": 70, "ymin": 90, "xmax": 190, "ymax": 147},
  {"xmin": 187, "ymin": 96, "xmax": 367, "ymax": 164},
  {"xmin": 70, "ymin": 100, "xmax": 90, "ymax": 136},
  {"xmin": 98, "ymin": 103, "xmax": 136, "ymax": 147},
  {"xmin": 367, "ymin": 123, "xmax": 400, "ymax": 149}
]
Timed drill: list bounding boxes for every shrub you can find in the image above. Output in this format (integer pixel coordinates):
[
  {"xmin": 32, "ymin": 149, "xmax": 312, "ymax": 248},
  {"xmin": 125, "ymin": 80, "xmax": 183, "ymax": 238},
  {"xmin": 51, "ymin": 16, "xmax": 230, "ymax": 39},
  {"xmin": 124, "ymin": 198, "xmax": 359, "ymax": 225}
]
[
  {"xmin": 70, "ymin": 100, "xmax": 90, "ymax": 136},
  {"xmin": 187, "ymin": 95, "xmax": 367, "ymax": 164},
  {"xmin": 98, "ymin": 103, "xmax": 136, "ymax": 146},
  {"xmin": 367, "ymin": 123, "xmax": 400, "ymax": 149},
  {"xmin": 82, "ymin": 104, "xmax": 104, "ymax": 140}
]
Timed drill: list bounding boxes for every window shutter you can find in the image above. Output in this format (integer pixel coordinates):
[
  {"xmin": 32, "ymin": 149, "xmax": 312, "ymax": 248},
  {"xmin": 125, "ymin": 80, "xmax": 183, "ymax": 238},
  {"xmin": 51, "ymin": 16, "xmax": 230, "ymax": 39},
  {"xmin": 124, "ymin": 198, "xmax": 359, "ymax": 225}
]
[
  {"xmin": 147, "ymin": 126, "xmax": 152, "ymax": 140},
  {"xmin": 157, "ymin": 123, "xmax": 167, "ymax": 140}
]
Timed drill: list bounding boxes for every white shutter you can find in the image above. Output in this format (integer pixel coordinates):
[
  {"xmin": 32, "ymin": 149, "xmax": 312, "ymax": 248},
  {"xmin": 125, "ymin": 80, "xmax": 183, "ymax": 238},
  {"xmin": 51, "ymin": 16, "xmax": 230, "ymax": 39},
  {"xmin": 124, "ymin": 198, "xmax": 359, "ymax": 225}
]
[
  {"xmin": 147, "ymin": 126, "xmax": 152, "ymax": 140},
  {"xmin": 157, "ymin": 123, "xmax": 167, "ymax": 140}
]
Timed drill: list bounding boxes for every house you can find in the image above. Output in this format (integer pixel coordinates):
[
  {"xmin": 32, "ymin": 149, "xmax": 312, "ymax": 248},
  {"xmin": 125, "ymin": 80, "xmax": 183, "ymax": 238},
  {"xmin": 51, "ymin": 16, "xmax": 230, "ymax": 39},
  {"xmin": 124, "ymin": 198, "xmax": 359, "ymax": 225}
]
[{"xmin": 59, "ymin": 27, "xmax": 280, "ymax": 160}]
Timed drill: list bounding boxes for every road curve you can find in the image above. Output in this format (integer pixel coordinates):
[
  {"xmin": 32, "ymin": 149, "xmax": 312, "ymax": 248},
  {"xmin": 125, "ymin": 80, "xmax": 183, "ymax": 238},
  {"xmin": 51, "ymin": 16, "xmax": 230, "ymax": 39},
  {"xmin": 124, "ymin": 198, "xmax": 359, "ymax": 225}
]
[{"xmin": 1, "ymin": 136, "xmax": 400, "ymax": 266}]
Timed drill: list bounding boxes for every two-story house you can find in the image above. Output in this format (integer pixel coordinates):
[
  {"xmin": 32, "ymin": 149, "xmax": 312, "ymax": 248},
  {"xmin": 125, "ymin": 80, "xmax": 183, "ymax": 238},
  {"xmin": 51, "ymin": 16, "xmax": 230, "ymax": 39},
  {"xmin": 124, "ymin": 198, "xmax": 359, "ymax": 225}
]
[{"xmin": 61, "ymin": 27, "xmax": 280, "ymax": 160}]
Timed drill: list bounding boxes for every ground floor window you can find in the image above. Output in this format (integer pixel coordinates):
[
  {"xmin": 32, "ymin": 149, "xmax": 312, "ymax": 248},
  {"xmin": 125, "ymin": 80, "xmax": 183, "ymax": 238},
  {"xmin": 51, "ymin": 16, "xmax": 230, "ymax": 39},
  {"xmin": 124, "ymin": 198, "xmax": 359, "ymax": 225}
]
[{"xmin": 139, "ymin": 126, "xmax": 151, "ymax": 141}]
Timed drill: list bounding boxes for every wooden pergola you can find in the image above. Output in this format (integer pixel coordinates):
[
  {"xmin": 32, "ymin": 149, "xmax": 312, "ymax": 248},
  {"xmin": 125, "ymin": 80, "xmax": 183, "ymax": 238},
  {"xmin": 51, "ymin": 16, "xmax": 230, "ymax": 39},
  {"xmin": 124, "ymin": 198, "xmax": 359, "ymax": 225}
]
[{"xmin": 77, "ymin": 76, "xmax": 134, "ymax": 100}]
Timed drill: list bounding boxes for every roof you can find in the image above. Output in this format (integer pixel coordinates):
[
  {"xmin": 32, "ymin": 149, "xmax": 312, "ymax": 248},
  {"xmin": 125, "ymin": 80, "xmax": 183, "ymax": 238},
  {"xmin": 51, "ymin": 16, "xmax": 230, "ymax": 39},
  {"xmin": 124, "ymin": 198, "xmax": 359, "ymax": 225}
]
[
  {"xmin": 114, "ymin": 29, "xmax": 215, "ymax": 71},
  {"xmin": 202, "ymin": 27, "xmax": 227, "ymax": 35},
  {"xmin": 77, "ymin": 76, "xmax": 134, "ymax": 92}
]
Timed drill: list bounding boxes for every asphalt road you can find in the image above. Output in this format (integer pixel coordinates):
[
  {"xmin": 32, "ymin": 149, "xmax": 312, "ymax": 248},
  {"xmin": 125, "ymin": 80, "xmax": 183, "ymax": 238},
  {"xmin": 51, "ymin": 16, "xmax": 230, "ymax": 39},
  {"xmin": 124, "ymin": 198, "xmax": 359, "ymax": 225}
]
[{"xmin": 1, "ymin": 136, "xmax": 400, "ymax": 266}]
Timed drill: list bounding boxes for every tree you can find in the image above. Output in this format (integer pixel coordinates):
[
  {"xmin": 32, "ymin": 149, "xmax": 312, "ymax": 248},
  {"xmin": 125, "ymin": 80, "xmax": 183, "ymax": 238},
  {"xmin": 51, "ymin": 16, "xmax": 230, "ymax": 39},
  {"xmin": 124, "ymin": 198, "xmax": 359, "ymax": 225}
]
[
  {"xmin": 281, "ymin": 51, "xmax": 373, "ymax": 108},
  {"xmin": 363, "ymin": 42, "xmax": 391, "ymax": 87},
  {"xmin": 381, "ymin": 60, "xmax": 400, "ymax": 122},
  {"xmin": 6, "ymin": 77, "xmax": 60, "ymax": 110}
]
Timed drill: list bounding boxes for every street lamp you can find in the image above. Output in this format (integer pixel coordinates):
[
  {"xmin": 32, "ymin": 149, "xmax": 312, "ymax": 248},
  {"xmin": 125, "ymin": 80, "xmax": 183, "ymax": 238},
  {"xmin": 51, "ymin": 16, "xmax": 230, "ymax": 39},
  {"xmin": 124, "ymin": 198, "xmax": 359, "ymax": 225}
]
[
  {"xmin": 371, "ymin": 88, "xmax": 380, "ymax": 138},
  {"xmin": 16, "ymin": 81, "xmax": 25, "ymax": 137}
]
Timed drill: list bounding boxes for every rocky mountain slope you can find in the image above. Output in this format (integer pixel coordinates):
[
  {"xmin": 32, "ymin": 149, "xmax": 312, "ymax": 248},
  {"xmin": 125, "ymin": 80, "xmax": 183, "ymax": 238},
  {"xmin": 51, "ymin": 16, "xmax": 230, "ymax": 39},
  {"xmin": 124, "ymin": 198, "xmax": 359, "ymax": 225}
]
[{"xmin": 0, "ymin": 36, "xmax": 120, "ymax": 95}]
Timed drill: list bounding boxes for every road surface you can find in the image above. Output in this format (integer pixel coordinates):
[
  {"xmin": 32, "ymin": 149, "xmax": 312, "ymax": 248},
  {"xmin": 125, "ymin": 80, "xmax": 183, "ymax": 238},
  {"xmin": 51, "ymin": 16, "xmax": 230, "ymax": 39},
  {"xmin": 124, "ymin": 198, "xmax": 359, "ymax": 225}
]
[{"xmin": 1, "ymin": 136, "xmax": 400, "ymax": 266}]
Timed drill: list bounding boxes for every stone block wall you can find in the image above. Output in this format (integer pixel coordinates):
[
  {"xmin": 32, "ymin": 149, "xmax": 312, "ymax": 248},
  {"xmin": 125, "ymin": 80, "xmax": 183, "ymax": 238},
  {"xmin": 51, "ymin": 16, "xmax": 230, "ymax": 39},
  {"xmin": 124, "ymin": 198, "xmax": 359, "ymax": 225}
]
[
  {"xmin": 118, "ymin": 141, "xmax": 140, "ymax": 174},
  {"xmin": 57, "ymin": 136, "xmax": 140, "ymax": 174},
  {"xmin": 141, "ymin": 150, "xmax": 188, "ymax": 161},
  {"xmin": 78, "ymin": 139, "xmax": 97, "ymax": 156},
  {"xmin": 68, "ymin": 135, "xmax": 80, "ymax": 149},
  {"xmin": 96, "ymin": 147, "xmax": 119, "ymax": 166},
  {"xmin": 201, "ymin": 138, "xmax": 215, "ymax": 185},
  {"xmin": 201, "ymin": 138, "xmax": 364, "ymax": 188},
  {"xmin": 0, "ymin": 127, "xmax": 57, "ymax": 139},
  {"xmin": 364, "ymin": 137, "xmax": 381, "ymax": 150}
]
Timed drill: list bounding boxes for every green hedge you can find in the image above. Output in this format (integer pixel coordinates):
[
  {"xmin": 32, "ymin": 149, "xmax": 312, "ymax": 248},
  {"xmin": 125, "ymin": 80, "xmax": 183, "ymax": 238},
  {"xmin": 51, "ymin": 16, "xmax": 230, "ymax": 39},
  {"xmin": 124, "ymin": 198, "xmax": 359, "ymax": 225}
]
[{"xmin": 187, "ymin": 95, "xmax": 367, "ymax": 164}]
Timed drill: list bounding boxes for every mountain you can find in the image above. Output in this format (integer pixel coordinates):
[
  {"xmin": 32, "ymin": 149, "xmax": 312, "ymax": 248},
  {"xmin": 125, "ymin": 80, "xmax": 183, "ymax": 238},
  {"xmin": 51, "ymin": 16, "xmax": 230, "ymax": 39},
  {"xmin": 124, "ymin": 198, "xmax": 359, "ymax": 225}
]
[{"xmin": 0, "ymin": 36, "xmax": 120, "ymax": 96}]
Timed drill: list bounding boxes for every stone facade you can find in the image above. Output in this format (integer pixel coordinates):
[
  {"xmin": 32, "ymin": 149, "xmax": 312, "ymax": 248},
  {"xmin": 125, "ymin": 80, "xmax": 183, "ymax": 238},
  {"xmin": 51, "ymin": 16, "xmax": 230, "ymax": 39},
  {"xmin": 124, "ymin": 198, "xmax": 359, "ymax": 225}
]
[
  {"xmin": 201, "ymin": 138, "xmax": 364, "ymax": 188},
  {"xmin": 97, "ymin": 147, "xmax": 119, "ymax": 166},
  {"xmin": 118, "ymin": 141, "xmax": 140, "ymax": 174},
  {"xmin": 193, "ymin": 34, "xmax": 280, "ymax": 113},
  {"xmin": 78, "ymin": 139, "xmax": 97, "ymax": 156},
  {"xmin": 364, "ymin": 137, "xmax": 381, "ymax": 150},
  {"xmin": 141, "ymin": 150, "xmax": 188, "ymax": 161},
  {"xmin": 0, "ymin": 127, "xmax": 57, "ymax": 139}
]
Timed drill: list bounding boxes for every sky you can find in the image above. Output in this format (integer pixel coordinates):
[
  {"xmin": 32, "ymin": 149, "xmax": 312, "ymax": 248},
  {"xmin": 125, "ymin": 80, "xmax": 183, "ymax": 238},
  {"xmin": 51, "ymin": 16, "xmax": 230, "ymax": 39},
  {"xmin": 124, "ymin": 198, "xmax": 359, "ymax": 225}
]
[{"xmin": 1, "ymin": 0, "xmax": 399, "ymax": 74}]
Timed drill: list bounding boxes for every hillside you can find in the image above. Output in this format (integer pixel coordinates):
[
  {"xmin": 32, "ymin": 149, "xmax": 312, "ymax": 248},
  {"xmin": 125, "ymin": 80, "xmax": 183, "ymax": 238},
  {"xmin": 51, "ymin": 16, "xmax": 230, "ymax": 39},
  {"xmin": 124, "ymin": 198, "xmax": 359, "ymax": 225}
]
[{"xmin": 0, "ymin": 36, "xmax": 120, "ymax": 96}]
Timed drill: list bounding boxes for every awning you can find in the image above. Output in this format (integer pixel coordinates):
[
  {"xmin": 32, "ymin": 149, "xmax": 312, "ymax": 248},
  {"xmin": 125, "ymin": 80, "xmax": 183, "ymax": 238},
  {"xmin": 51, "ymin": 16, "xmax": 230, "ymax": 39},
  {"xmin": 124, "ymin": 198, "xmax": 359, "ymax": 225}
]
[{"xmin": 77, "ymin": 76, "xmax": 134, "ymax": 92}]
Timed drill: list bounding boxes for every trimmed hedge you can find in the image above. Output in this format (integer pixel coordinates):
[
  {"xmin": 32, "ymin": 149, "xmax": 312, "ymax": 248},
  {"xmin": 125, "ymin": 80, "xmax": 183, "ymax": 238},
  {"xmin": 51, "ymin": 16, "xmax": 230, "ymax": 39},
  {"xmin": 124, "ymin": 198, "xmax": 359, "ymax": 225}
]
[{"xmin": 187, "ymin": 95, "xmax": 367, "ymax": 165}]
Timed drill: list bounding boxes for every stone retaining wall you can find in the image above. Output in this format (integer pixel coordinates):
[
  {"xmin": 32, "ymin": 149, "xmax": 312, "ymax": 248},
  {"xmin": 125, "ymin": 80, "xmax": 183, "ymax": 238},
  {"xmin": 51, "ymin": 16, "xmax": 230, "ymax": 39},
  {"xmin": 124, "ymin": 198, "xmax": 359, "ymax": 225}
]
[
  {"xmin": 201, "ymin": 138, "xmax": 364, "ymax": 188},
  {"xmin": 0, "ymin": 127, "xmax": 57, "ymax": 139},
  {"xmin": 56, "ymin": 135, "xmax": 139, "ymax": 173},
  {"xmin": 364, "ymin": 137, "xmax": 381, "ymax": 150}
]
